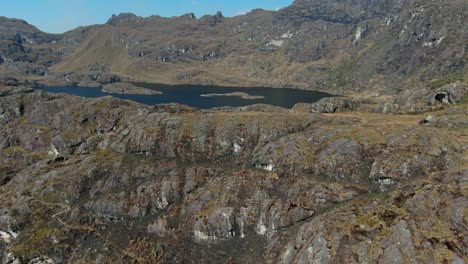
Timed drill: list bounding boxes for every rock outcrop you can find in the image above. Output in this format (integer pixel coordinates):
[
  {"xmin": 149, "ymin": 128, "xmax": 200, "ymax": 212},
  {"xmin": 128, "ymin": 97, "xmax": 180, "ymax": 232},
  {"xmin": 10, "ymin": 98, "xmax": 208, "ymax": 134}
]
[
  {"xmin": 292, "ymin": 97, "xmax": 357, "ymax": 113},
  {"xmin": 429, "ymin": 82, "xmax": 468, "ymax": 105},
  {"xmin": 106, "ymin": 13, "xmax": 141, "ymax": 26}
]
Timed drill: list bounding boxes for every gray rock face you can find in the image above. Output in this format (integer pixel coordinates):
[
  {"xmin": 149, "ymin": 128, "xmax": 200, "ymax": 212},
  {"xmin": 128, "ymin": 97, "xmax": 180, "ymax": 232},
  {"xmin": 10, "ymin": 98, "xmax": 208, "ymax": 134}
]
[
  {"xmin": 85, "ymin": 198, "xmax": 125, "ymax": 217},
  {"xmin": 300, "ymin": 227, "xmax": 331, "ymax": 264},
  {"xmin": 193, "ymin": 207, "xmax": 236, "ymax": 243},
  {"xmin": 314, "ymin": 139, "xmax": 368, "ymax": 181},
  {"xmin": 277, "ymin": 169, "xmax": 467, "ymax": 263},
  {"xmin": 380, "ymin": 220, "xmax": 417, "ymax": 264}
]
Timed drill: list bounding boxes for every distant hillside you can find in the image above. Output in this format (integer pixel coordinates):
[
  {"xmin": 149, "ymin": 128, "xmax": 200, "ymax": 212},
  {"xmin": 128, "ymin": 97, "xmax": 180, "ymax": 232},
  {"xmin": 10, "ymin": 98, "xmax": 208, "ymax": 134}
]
[{"xmin": 0, "ymin": 0, "xmax": 466, "ymax": 95}]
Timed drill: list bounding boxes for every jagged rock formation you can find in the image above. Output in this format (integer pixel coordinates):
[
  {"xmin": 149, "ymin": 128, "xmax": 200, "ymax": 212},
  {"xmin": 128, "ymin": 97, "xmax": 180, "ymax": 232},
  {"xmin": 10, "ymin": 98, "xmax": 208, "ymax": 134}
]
[
  {"xmin": 0, "ymin": 86, "xmax": 466, "ymax": 262},
  {"xmin": 106, "ymin": 13, "xmax": 142, "ymax": 26}
]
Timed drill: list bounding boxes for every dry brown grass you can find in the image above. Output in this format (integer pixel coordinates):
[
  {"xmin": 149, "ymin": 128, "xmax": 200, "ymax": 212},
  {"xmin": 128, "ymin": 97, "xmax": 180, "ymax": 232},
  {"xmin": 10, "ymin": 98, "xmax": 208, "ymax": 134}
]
[{"xmin": 326, "ymin": 112, "xmax": 423, "ymax": 126}]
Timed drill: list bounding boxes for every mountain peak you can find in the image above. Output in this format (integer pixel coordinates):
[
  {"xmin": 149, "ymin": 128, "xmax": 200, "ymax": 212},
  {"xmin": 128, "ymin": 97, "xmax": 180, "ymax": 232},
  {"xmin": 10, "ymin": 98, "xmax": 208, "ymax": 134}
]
[
  {"xmin": 215, "ymin": 11, "xmax": 223, "ymax": 18},
  {"xmin": 106, "ymin": 13, "xmax": 141, "ymax": 26}
]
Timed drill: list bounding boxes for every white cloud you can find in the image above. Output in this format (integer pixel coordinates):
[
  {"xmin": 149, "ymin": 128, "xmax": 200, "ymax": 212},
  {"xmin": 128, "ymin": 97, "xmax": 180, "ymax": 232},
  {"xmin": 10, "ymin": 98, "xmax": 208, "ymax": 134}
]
[{"xmin": 233, "ymin": 8, "xmax": 250, "ymax": 16}]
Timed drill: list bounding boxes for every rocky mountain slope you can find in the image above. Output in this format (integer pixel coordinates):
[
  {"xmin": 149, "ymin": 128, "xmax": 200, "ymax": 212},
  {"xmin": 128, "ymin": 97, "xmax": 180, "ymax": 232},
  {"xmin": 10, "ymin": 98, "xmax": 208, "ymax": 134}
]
[
  {"xmin": 0, "ymin": 85, "xmax": 467, "ymax": 263},
  {"xmin": 0, "ymin": 0, "xmax": 466, "ymax": 96}
]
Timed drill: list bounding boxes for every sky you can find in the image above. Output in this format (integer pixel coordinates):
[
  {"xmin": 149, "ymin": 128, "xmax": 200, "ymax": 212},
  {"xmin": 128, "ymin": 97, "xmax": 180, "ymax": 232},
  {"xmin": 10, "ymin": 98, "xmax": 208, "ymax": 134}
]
[{"xmin": 1, "ymin": 0, "xmax": 294, "ymax": 34}]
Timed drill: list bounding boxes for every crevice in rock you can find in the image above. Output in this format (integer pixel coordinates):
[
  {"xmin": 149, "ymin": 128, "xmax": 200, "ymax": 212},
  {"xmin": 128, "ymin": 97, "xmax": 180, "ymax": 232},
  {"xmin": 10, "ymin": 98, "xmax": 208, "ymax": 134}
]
[
  {"xmin": 434, "ymin": 93, "xmax": 448, "ymax": 104},
  {"xmin": 0, "ymin": 175, "xmax": 12, "ymax": 186}
]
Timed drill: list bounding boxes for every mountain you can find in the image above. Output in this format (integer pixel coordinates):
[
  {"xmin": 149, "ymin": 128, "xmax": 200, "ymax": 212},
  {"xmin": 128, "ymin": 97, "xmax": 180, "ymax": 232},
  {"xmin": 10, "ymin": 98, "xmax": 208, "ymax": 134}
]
[
  {"xmin": 0, "ymin": 17, "xmax": 60, "ymax": 83},
  {"xmin": 0, "ymin": 0, "xmax": 467, "ymax": 262},
  {"xmin": 0, "ymin": 0, "xmax": 466, "ymax": 97}
]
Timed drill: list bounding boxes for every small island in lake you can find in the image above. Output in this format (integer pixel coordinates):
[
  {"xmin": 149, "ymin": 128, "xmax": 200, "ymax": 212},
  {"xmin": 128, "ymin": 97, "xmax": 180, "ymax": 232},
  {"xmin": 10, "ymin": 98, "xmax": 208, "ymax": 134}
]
[
  {"xmin": 102, "ymin": 82, "xmax": 162, "ymax": 95},
  {"xmin": 200, "ymin": 91, "xmax": 264, "ymax": 100}
]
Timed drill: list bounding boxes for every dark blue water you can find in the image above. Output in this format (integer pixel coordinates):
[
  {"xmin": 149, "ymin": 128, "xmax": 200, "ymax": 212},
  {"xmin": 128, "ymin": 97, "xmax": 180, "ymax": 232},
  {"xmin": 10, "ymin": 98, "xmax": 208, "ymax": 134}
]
[{"xmin": 38, "ymin": 83, "xmax": 333, "ymax": 109}]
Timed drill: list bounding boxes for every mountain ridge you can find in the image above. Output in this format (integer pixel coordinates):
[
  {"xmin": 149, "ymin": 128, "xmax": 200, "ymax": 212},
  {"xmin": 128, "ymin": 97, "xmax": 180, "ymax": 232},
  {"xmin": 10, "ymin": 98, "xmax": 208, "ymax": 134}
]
[{"xmin": 0, "ymin": 0, "xmax": 466, "ymax": 101}]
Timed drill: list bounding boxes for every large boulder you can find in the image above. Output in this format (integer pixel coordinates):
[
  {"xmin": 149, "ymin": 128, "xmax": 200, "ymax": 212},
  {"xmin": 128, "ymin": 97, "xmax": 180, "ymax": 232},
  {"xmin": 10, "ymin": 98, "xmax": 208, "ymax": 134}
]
[{"xmin": 429, "ymin": 82, "xmax": 468, "ymax": 105}]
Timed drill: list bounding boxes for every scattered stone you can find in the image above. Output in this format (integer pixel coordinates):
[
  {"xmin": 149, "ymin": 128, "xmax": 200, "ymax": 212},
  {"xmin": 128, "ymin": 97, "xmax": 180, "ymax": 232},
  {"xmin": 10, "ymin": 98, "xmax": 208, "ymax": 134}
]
[{"xmin": 420, "ymin": 115, "xmax": 434, "ymax": 124}]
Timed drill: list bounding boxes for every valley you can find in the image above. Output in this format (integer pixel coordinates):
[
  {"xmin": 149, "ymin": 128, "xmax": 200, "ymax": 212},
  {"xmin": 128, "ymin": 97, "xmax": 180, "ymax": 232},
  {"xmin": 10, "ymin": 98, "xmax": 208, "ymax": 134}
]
[{"xmin": 0, "ymin": 0, "xmax": 466, "ymax": 263}]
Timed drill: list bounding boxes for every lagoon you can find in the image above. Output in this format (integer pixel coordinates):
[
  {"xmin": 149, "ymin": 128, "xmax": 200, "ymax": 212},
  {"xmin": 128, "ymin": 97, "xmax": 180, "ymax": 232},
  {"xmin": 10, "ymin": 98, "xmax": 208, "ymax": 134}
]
[{"xmin": 38, "ymin": 83, "xmax": 333, "ymax": 109}]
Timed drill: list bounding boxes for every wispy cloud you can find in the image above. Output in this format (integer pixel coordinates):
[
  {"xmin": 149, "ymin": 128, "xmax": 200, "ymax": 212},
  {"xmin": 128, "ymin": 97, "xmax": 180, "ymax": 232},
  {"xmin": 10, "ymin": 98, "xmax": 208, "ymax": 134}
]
[{"xmin": 233, "ymin": 8, "xmax": 250, "ymax": 16}]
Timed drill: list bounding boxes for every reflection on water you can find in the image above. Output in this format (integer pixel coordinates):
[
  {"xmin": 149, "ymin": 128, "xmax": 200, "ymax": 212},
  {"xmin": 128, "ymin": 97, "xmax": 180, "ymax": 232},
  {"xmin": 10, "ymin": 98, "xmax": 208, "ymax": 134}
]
[{"xmin": 38, "ymin": 83, "xmax": 333, "ymax": 109}]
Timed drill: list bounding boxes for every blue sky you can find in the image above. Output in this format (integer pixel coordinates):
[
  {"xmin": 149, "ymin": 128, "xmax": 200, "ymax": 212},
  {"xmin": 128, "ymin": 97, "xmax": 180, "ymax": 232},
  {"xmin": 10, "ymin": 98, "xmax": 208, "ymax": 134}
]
[{"xmin": 1, "ymin": 0, "xmax": 294, "ymax": 34}]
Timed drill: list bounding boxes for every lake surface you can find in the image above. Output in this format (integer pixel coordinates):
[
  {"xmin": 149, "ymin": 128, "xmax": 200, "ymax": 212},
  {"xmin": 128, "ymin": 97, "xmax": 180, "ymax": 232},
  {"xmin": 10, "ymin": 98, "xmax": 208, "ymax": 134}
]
[{"xmin": 38, "ymin": 83, "xmax": 333, "ymax": 109}]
